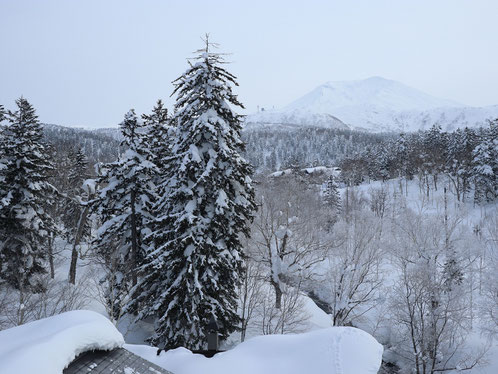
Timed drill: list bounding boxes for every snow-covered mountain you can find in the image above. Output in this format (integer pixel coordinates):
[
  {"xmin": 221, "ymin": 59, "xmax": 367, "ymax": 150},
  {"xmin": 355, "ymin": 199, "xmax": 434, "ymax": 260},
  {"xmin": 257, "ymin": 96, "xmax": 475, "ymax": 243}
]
[{"xmin": 245, "ymin": 77, "xmax": 498, "ymax": 132}]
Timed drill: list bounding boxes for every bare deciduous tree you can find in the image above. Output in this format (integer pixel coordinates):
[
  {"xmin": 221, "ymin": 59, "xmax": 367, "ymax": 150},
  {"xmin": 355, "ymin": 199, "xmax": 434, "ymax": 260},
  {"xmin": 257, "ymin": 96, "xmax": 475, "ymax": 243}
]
[
  {"xmin": 249, "ymin": 176, "xmax": 328, "ymax": 309},
  {"xmin": 388, "ymin": 205, "xmax": 485, "ymax": 374},
  {"xmin": 324, "ymin": 209, "xmax": 384, "ymax": 326}
]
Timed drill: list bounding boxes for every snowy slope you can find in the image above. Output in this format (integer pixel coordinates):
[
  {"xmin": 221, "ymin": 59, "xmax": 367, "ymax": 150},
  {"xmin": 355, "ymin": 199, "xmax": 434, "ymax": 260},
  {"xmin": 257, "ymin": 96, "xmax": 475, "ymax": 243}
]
[
  {"xmin": 245, "ymin": 77, "xmax": 498, "ymax": 132},
  {"xmin": 0, "ymin": 310, "xmax": 124, "ymax": 374},
  {"xmin": 126, "ymin": 327, "xmax": 383, "ymax": 374},
  {"xmin": 245, "ymin": 108, "xmax": 351, "ymax": 130}
]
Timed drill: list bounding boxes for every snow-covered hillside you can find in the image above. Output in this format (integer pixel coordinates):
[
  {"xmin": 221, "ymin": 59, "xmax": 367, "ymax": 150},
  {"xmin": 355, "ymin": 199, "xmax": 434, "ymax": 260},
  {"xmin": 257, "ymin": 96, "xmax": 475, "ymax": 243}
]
[{"xmin": 245, "ymin": 77, "xmax": 498, "ymax": 132}]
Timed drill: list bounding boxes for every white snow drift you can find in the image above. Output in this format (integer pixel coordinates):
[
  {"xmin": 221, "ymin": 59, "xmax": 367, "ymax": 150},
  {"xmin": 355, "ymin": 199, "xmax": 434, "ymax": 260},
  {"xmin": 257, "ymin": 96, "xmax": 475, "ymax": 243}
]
[
  {"xmin": 126, "ymin": 326, "xmax": 383, "ymax": 374},
  {"xmin": 0, "ymin": 310, "xmax": 382, "ymax": 374},
  {"xmin": 0, "ymin": 310, "xmax": 124, "ymax": 374}
]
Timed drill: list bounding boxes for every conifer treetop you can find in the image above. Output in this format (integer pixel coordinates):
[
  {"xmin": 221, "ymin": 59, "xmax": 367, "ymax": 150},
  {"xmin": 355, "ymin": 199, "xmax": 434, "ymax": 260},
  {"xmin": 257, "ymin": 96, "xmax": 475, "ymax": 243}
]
[
  {"xmin": 172, "ymin": 34, "xmax": 245, "ymax": 135},
  {"xmin": 120, "ymin": 109, "xmax": 141, "ymax": 149}
]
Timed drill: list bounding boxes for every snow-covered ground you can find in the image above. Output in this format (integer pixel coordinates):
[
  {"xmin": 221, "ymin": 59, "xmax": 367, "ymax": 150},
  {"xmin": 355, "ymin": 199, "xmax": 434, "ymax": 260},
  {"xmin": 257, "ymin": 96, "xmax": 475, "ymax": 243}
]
[
  {"xmin": 0, "ymin": 309, "xmax": 383, "ymax": 374},
  {"xmin": 126, "ymin": 327, "xmax": 383, "ymax": 374},
  {"xmin": 0, "ymin": 310, "xmax": 124, "ymax": 374}
]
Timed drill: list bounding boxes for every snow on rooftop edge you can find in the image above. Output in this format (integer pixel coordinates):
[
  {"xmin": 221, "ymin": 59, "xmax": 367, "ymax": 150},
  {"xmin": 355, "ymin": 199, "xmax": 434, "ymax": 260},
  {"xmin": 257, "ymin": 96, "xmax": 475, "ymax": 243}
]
[
  {"xmin": 0, "ymin": 310, "xmax": 124, "ymax": 374},
  {"xmin": 126, "ymin": 326, "xmax": 383, "ymax": 374}
]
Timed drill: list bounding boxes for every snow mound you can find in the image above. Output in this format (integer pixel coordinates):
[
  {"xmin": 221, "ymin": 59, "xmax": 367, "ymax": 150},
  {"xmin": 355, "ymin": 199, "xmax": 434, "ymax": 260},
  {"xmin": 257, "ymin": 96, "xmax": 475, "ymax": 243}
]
[
  {"xmin": 126, "ymin": 327, "xmax": 383, "ymax": 374},
  {"xmin": 0, "ymin": 310, "xmax": 124, "ymax": 374}
]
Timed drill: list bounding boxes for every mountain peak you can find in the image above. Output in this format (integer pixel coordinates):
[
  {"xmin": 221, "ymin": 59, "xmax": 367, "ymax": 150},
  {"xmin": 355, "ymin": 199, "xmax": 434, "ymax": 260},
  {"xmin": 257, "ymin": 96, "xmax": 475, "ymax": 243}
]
[
  {"xmin": 286, "ymin": 77, "xmax": 463, "ymax": 114},
  {"xmin": 246, "ymin": 78, "xmax": 497, "ymax": 133}
]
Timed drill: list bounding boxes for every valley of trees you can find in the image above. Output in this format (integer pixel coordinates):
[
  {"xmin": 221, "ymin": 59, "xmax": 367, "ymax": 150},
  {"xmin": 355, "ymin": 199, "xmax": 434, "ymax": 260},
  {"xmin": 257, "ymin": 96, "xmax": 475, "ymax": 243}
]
[{"xmin": 1, "ymin": 45, "xmax": 497, "ymax": 374}]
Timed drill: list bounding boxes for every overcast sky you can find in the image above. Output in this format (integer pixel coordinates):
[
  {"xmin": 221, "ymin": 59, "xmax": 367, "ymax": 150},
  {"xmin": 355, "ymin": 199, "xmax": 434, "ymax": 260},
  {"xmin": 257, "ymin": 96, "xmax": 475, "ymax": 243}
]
[{"xmin": 1, "ymin": 0, "xmax": 497, "ymax": 128}]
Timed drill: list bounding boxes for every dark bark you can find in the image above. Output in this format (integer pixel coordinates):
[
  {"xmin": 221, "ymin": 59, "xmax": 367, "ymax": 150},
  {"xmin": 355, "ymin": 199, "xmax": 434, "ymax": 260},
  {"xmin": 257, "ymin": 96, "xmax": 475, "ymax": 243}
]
[
  {"xmin": 48, "ymin": 232, "xmax": 55, "ymax": 279},
  {"xmin": 130, "ymin": 189, "xmax": 138, "ymax": 286},
  {"xmin": 69, "ymin": 206, "xmax": 89, "ymax": 284}
]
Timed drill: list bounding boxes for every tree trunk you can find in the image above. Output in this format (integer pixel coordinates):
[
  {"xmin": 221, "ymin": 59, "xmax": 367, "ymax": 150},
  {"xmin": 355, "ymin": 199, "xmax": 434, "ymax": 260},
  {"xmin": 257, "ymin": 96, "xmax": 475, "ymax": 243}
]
[
  {"xmin": 48, "ymin": 232, "xmax": 55, "ymax": 279},
  {"xmin": 273, "ymin": 281, "xmax": 282, "ymax": 309},
  {"xmin": 130, "ymin": 189, "xmax": 138, "ymax": 286},
  {"xmin": 69, "ymin": 206, "xmax": 89, "ymax": 284}
]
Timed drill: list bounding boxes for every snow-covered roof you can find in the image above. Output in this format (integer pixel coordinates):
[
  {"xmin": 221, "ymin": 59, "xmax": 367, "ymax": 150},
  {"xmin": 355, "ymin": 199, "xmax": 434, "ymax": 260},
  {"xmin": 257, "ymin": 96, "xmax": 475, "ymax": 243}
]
[
  {"xmin": 0, "ymin": 310, "xmax": 125, "ymax": 374},
  {"xmin": 64, "ymin": 347, "xmax": 172, "ymax": 374}
]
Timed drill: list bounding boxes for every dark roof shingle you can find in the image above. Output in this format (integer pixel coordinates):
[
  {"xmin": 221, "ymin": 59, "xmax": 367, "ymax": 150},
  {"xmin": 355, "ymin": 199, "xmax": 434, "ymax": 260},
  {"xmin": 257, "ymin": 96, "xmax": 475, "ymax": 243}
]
[{"xmin": 64, "ymin": 348, "xmax": 173, "ymax": 374}]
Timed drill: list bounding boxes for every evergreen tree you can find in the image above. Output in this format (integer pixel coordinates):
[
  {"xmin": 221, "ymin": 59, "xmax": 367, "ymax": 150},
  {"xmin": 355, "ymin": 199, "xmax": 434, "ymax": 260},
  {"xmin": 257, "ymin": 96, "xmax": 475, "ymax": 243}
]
[
  {"xmin": 472, "ymin": 120, "xmax": 497, "ymax": 204},
  {"xmin": 68, "ymin": 148, "xmax": 90, "ymax": 192},
  {"xmin": 141, "ymin": 99, "xmax": 172, "ymax": 174},
  {"xmin": 423, "ymin": 124, "xmax": 447, "ymax": 191},
  {"xmin": 375, "ymin": 145, "xmax": 392, "ymax": 182},
  {"xmin": 92, "ymin": 109, "xmax": 156, "ymax": 317},
  {"xmin": 446, "ymin": 128, "xmax": 477, "ymax": 201},
  {"xmin": 323, "ymin": 174, "xmax": 341, "ymax": 226},
  {"xmin": 0, "ymin": 104, "xmax": 5, "ymax": 181},
  {"xmin": 0, "ymin": 98, "xmax": 57, "ymax": 291},
  {"xmin": 63, "ymin": 148, "xmax": 91, "ymax": 239},
  {"xmin": 133, "ymin": 38, "xmax": 256, "ymax": 350}
]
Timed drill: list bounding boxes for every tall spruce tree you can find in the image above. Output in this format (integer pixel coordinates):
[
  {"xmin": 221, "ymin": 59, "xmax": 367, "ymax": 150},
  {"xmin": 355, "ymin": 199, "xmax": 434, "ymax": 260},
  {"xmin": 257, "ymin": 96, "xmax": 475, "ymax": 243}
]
[
  {"xmin": 142, "ymin": 99, "xmax": 171, "ymax": 174},
  {"xmin": 0, "ymin": 98, "xmax": 57, "ymax": 291},
  {"xmin": 132, "ymin": 38, "xmax": 256, "ymax": 350},
  {"xmin": 0, "ymin": 104, "xmax": 6, "ymax": 226},
  {"xmin": 446, "ymin": 128, "xmax": 477, "ymax": 201},
  {"xmin": 92, "ymin": 109, "xmax": 156, "ymax": 317},
  {"xmin": 63, "ymin": 148, "xmax": 91, "ymax": 239},
  {"xmin": 472, "ymin": 119, "xmax": 498, "ymax": 204},
  {"xmin": 323, "ymin": 174, "xmax": 341, "ymax": 227}
]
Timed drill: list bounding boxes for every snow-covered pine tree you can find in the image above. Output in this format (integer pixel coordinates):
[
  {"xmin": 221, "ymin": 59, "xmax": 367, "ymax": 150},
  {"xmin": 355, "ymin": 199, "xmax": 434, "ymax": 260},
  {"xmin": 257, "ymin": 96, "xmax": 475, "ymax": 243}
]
[
  {"xmin": 461, "ymin": 127, "xmax": 478, "ymax": 200},
  {"xmin": 323, "ymin": 174, "xmax": 341, "ymax": 227},
  {"xmin": 0, "ymin": 98, "xmax": 57, "ymax": 291},
  {"xmin": 133, "ymin": 37, "xmax": 256, "ymax": 350},
  {"xmin": 0, "ymin": 104, "xmax": 5, "ymax": 174},
  {"xmin": 0, "ymin": 103, "xmax": 6, "ymax": 244},
  {"xmin": 472, "ymin": 120, "xmax": 497, "ymax": 204},
  {"xmin": 446, "ymin": 128, "xmax": 477, "ymax": 202},
  {"xmin": 423, "ymin": 124, "xmax": 447, "ymax": 191},
  {"xmin": 63, "ymin": 149, "xmax": 91, "ymax": 238},
  {"xmin": 375, "ymin": 142, "xmax": 393, "ymax": 182},
  {"xmin": 141, "ymin": 99, "xmax": 172, "ymax": 174},
  {"xmin": 92, "ymin": 109, "xmax": 156, "ymax": 317},
  {"xmin": 68, "ymin": 148, "xmax": 90, "ymax": 192}
]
